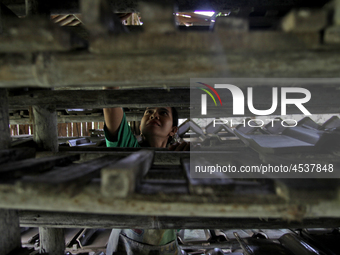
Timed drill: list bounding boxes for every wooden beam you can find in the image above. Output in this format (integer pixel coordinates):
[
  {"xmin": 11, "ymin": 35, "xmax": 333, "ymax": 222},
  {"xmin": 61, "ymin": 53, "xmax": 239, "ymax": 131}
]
[
  {"xmin": 8, "ymin": 89, "xmax": 190, "ymax": 109},
  {"xmin": 0, "ymin": 3, "xmax": 18, "ymax": 35},
  {"xmin": 0, "ymin": 147, "xmax": 36, "ymax": 165},
  {"xmin": 1, "ymin": 0, "xmax": 330, "ymax": 17},
  {"xmin": 0, "ymin": 17, "xmax": 84, "ymax": 52},
  {"xmin": 33, "ymin": 105, "xmax": 58, "ymax": 152},
  {"xmin": 137, "ymin": 1, "xmax": 175, "ymax": 34},
  {"xmin": 2, "ymin": 50, "xmax": 340, "ymax": 88},
  {"xmin": 0, "ymin": 209, "xmax": 21, "ymax": 255},
  {"xmin": 9, "ymin": 111, "xmax": 182, "ymax": 124},
  {"xmin": 81, "ymin": 0, "xmax": 127, "ymax": 36},
  {"xmin": 25, "ymin": 0, "xmax": 50, "ymax": 17},
  {"xmin": 89, "ymin": 27, "xmax": 320, "ymax": 53},
  {"xmin": 0, "ymin": 148, "xmax": 338, "ymax": 220},
  {"xmin": 101, "ymin": 150, "xmax": 154, "ymax": 197},
  {"xmin": 0, "ymin": 89, "xmax": 10, "ymax": 149},
  {"xmin": 21, "ymin": 155, "xmax": 121, "ymax": 195},
  {"xmin": 59, "ymin": 147, "xmax": 192, "ymax": 165},
  {"xmin": 7, "ymin": 86, "xmax": 340, "ymax": 117},
  {"xmin": 39, "ymin": 227, "xmax": 65, "ymax": 255},
  {"xmin": 336, "ymin": 0, "xmax": 340, "ymax": 26},
  {"xmin": 19, "ymin": 211, "xmax": 340, "ymax": 229},
  {"xmin": 325, "ymin": 0, "xmax": 340, "ymax": 44},
  {"xmin": 0, "ymin": 154, "xmax": 80, "ymax": 179},
  {"xmin": 1, "ymin": 177, "xmax": 340, "ymax": 220},
  {"xmin": 281, "ymin": 9, "xmax": 327, "ymax": 32}
]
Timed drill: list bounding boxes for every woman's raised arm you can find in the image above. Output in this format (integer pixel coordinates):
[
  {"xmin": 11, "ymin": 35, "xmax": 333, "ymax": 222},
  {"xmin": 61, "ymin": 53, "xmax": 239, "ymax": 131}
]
[{"xmin": 103, "ymin": 87, "xmax": 124, "ymax": 141}]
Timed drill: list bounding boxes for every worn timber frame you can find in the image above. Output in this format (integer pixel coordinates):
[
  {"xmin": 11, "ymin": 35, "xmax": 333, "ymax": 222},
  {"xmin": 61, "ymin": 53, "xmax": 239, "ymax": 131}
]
[{"xmin": 1, "ymin": 0, "xmax": 340, "ymax": 254}]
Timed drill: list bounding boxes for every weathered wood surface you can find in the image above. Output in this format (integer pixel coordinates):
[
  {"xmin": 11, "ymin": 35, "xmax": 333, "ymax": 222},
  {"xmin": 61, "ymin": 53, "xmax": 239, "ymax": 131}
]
[
  {"xmin": 33, "ymin": 105, "xmax": 58, "ymax": 152},
  {"xmin": 7, "ymin": 85, "xmax": 340, "ymax": 117},
  {"xmin": 2, "ymin": 51, "xmax": 340, "ymax": 87},
  {"xmin": 0, "ymin": 17, "xmax": 84, "ymax": 52},
  {"xmin": 1, "ymin": 0, "xmax": 330, "ymax": 17},
  {"xmin": 137, "ymin": 1, "xmax": 175, "ymax": 34},
  {"xmin": 0, "ymin": 150, "xmax": 337, "ymax": 220},
  {"xmin": 66, "ymin": 150, "xmax": 187, "ymax": 166},
  {"xmin": 25, "ymin": 0, "xmax": 50, "ymax": 17},
  {"xmin": 9, "ymin": 111, "xmax": 175, "ymax": 124},
  {"xmin": 1, "ymin": 177, "xmax": 339, "ymax": 220},
  {"xmin": 281, "ymin": 9, "xmax": 327, "ymax": 32},
  {"xmin": 335, "ymin": 0, "xmax": 340, "ymax": 26},
  {"xmin": 0, "ymin": 154, "xmax": 80, "ymax": 179},
  {"xmin": 138, "ymin": 179, "xmax": 188, "ymax": 194},
  {"xmin": 102, "ymin": 150, "xmax": 154, "ymax": 197},
  {"xmin": 8, "ymin": 89, "xmax": 190, "ymax": 109},
  {"xmin": 325, "ymin": 0, "xmax": 340, "ymax": 44},
  {"xmin": 0, "ymin": 149, "xmax": 336, "ymax": 220},
  {"xmin": 21, "ymin": 155, "xmax": 121, "ymax": 194},
  {"xmin": 19, "ymin": 211, "xmax": 340, "ymax": 229},
  {"xmin": 39, "ymin": 227, "xmax": 65, "ymax": 255},
  {"xmin": 90, "ymin": 29, "xmax": 320, "ymax": 54},
  {"xmin": 0, "ymin": 89, "xmax": 10, "ymax": 149},
  {"xmin": 0, "ymin": 209, "xmax": 21, "ymax": 255},
  {"xmin": 0, "ymin": 3, "xmax": 18, "ymax": 35},
  {"xmin": 81, "ymin": 0, "xmax": 127, "ymax": 36},
  {"xmin": 0, "ymin": 147, "xmax": 36, "ymax": 165},
  {"xmin": 58, "ymin": 147, "xmax": 247, "ymax": 165},
  {"xmin": 11, "ymin": 137, "xmax": 37, "ymax": 149}
]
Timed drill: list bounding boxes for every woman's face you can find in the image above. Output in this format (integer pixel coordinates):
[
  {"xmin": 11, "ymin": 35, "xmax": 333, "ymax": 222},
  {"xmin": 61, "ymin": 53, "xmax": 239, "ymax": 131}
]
[{"xmin": 140, "ymin": 107, "xmax": 177, "ymax": 139}]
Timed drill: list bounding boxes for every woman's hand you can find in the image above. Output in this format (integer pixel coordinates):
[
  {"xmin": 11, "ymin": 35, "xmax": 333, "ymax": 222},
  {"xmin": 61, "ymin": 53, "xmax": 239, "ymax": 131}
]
[{"xmin": 168, "ymin": 141, "xmax": 190, "ymax": 151}]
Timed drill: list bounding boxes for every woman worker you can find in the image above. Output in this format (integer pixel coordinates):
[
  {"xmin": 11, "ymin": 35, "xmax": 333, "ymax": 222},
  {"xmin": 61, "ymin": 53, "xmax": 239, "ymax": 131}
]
[{"xmin": 104, "ymin": 104, "xmax": 189, "ymax": 255}]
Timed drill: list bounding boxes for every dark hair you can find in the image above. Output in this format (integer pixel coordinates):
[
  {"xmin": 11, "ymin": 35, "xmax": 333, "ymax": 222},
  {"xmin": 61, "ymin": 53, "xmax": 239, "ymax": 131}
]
[
  {"xmin": 140, "ymin": 107, "xmax": 179, "ymax": 146},
  {"xmin": 167, "ymin": 107, "xmax": 179, "ymax": 145},
  {"xmin": 171, "ymin": 107, "xmax": 178, "ymax": 127}
]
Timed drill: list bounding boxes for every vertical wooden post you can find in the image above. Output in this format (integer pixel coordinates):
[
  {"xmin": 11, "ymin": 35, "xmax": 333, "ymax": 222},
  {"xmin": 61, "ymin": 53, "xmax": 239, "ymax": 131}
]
[
  {"xmin": 25, "ymin": 0, "xmax": 50, "ymax": 17},
  {"xmin": 0, "ymin": 89, "xmax": 21, "ymax": 254},
  {"xmin": 82, "ymin": 122, "xmax": 87, "ymax": 136},
  {"xmin": 87, "ymin": 121, "xmax": 92, "ymax": 136},
  {"xmin": 39, "ymin": 227, "xmax": 65, "ymax": 255},
  {"xmin": 0, "ymin": 3, "xmax": 18, "ymax": 35},
  {"xmin": 33, "ymin": 105, "xmax": 58, "ymax": 152},
  {"xmin": 73, "ymin": 122, "xmax": 81, "ymax": 137},
  {"xmin": 19, "ymin": 124, "xmax": 25, "ymax": 135},
  {"xmin": 335, "ymin": 0, "xmax": 340, "ymax": 26},
  {"xmin": 33, "ymin": 104, "xmax": 61, "ymax": 252},
  {"xmin": 67, "ymin": 123, "xmax": 72, "ymax": 137},
  {"xmin": 0, "ymin": 89, "xmax": 10, "ymax": 149},
  {"xmin": 0, "ymin": 210, "xmax": 21, "ymax": 254}
]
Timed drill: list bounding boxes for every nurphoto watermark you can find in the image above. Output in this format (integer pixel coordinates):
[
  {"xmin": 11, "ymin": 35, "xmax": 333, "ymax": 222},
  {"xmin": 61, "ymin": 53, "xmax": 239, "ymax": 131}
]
[{"xmin": 190, "ymin": 78, "xmax": 339, "ymax": 179}]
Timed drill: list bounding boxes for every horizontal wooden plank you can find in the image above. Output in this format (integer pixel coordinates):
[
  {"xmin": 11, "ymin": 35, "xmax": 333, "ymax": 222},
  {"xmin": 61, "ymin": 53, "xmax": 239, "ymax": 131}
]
[
  {"xmin": 18, "ymin": 211, "xmax": 340, "ymax": 229},
  {"xmin": 0, "ymin": 154, "xmax": 80, "ymax": 179},
  {"xmin": 2, "ymin": 0, "xmax": 330, "ymax": 17},
  {"xmin": 10, "ymin": 113, "xmax": 143, "ymax": 124},
  {"xmin": 1, "ymin": 176, "xmax": 339, "ymax": 219},
  {"xmin": 2, "ymin": 51, "xmax": 340, "ymax": 88},
  {"xmin": 8, "ymin": 89, "xmax": 189, "ymax": 109},
  {"xmin": 138, "ymin": 180, "xmax": 189, "ymax": 195},
  {"xmin": 7, "ymin": 86, "xmax": 340, "ymax": 117},
  {"xmin": 0, "ymin": 17, "xmax": 84, "ymax": 52},
  {"xmin": 58, "ymin": 147, "xmax": 246, "ymax": 165},
  {"xmin": 0, "ymin": 147, "xmax": 36, "ymax": 165},
  {"xmin": 21, "ymin": 155, "xmax": 121, "ymax": 193},
  {"xmin": 90, "ymin": 30, "xmax": 320, "ymax": 54}
]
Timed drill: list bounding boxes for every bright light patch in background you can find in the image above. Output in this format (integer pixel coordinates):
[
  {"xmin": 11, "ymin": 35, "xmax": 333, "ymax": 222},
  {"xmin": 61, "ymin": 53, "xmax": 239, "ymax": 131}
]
[{"xmin": 194, "ymin": 11, "xmax": 215, "ymax": 17}]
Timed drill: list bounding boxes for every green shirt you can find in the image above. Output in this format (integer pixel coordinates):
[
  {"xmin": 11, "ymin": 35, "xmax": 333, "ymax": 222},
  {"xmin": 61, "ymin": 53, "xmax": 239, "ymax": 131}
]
[
  {"xmin": 105, "ymin": 112, "xmax": 176, "ymax": 246},
  {"xmin": 105, "ymin": 112, "xmax": 140, "ymax": 148}
]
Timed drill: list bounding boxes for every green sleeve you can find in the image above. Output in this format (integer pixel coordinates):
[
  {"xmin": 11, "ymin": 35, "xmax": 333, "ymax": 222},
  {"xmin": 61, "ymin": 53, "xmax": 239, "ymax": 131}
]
[{"xmin": 104, "ymin": 112, "xmax": 140, "ymax": 148}]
